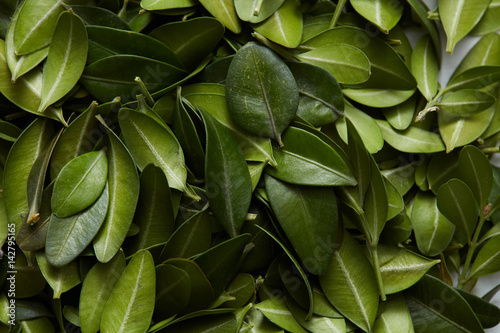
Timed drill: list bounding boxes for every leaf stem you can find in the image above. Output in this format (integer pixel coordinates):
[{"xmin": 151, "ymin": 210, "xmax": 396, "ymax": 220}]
[
  {"xmin": 134, "ymin": 77, "xmax": 155, "ymax": 107},
  {"xmin": 368, "ymin": 242, "xmax": 386, "ymax": 301},
  {"xmin": 457, "ymin": 212, "xmax": 488, "ymax": 288},
  {"xmin": 329, "ymin": 0, "xmax": 347, "ymax": 29}
]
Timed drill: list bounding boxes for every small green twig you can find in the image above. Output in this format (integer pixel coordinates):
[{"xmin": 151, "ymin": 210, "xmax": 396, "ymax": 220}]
[{"xmin": 329, "ymin": 0, "xmax": 347, "ymax": 29}]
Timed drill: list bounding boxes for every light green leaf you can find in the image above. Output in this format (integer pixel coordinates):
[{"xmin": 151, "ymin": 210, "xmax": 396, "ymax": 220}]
[
  {"xmin": 382, "ymin": 95, "xmax": 417, "ymax": 130},
  {"xmin": 437, "ymin": 179, "xmax": 478, "ymax": 244},
  {"xmin": 470, "ymin": 0, "xmax": 500, "ymax": 35},
  {"xmin": 296, "ymin": 43, "xmax": 371, "ymax": 84},
  {"xmin": 265, "ymin": 174, "xmax": 338, "ymax": 275},
  {"xmin": 453, "ymin": 32, "xmax": 500, "ymax": 77},
  {"xmin": 141, "ymin": 0, "xmax": 197, "ymax": 10},
  {"xmin": 201, "ymin": 109, "xmax": 252, "ymax": 237},
  {"xmin": 100, "ymin": 250, "xmax": 156, "ymax": 333},
  {"xmin": 38, "ymin": 10, "xmax": 88, "ymax": 112},
  {"xmin": 319, "ymin": 232, "xmax": 379, "ymax": 332},
  {"xmin": 51, "ymin": 150, "xmax": 107, "ymax": 218},
  {"xmin": 376, "ymin": 119, "xmax": 445, "ymax": 153},
  {"xmin": 445, "ymin": 66, "xmax": 500, "ymax": 93},
  {"xmin": 342, "ymin": 88, "xmax": 415, "ymax": 108},
  {"xmin": 378, "ymin": 245, "xmax": 439, "ymax": 295},
  {"xmin": 381, "ymin": 163, "xmax": 416, "ymax": 196},
  {"xmin": 21, "ymin": 317, "xmax": 55, "ymax": 333},
  {"xmin": 198, "ymin": 0, "xmax": 241, "ymax": 33},
  {"xmin": 235, "ymin": 0, "xmax": 285, "ymax": 23},
  {"xmin": 79, "ymin": 251, "xmax": 126, "ymax": 333},
  {"xmin": 4, "ymin": 118, "xmax": 54, "ymax": 232},
  {"xmin": 5, "ymin": 0, "xmax": 48, "ymax": 82},
  {"xmin": 46, "ymin": 185, "xmax": 108, "ymax": 267},
  {"xmin": 13, "ymin": 0, "xmax": 64, "ymax": 55},
  {"xmin": 437, "ymin": 89, "xmax": 496, "ymax": 116},
  {"xmin": 225, "ymin": 42, "xmax": 298, "ymax": 146},
  {"xmin": 438, "ymin": 0, "xmax": 490, "ymax": 53},
  {"xmin": 410, "ymin": 191, "xmax": 455, "ymax": 257},
  {"xmin": 255, "ymin": 297, "xmax": 309, "ymax": 333},
  {"xmin": 286, "ymin": 297, "xmax": 346, "ymax": 333},
  {"xmin": 406, "ymin": 0, "xmax": 441, "ymax": 62},
  {"xmin": 252, "ymin": 0, "xmax": 302, "ymax": 48},
  {"xmin": 373, "ymin": 295, "xmax": 413, "ymax": 333},
  {"xmin": 36, "ymin": 251, "xmax": 81, "ymax": 299},
  {"xmin": 468, "ymin": 236, "xmax": 500, "ymax": 280},
  {"xmin": 458, "ymin": 145, "xmax": 493, "ymax": 208},
  {"xmin": 350, "ymin": 0, "xmax": 403, "ymax": 33},
  {"xmin": 266, "ymin": 126, "xmax": 356, "ymax": 186},
  {"xmin": 118, "ymin": 109, "xmax": 192, "ymax": 197},
  {"xmin": 411, "ymin": 34, "xmax": 439, "ymax": 101},
  {"xmin": 385, "ymin": 178, "xmax": 404, "ymax": 221},
  {"xmin": 93, "ymin": 117, "xmax": 140, "ymax": 263}
]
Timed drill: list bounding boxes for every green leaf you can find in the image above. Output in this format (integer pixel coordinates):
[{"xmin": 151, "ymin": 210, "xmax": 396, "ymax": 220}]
[
  {"xmin": 198, "ymin": 0, "xmax": 241, "ymax": 33},
  {"xmin": 67, "ymin": 5, "xmax": 130, "ymax": 30},
  {"xmin": 342, "ymin": 88, "xmax": 415, "ymax": 108},
  {"xmin": 20, "ymin": 317, "xmax": 55, "ymax": 332},
  {"xmin": 350, "ymin": 0, "xmax": 403, "ymax": 33},
  {"xmin": 378, "ymin": 245, "xmax": 439, "ymax": 295},
  {"xmin": 410, "ymin": 191, "xmax": 455, "ymax": 257},
  {"xmin": 118, "ymin": 109, "xmax": 192, "ymax": 197},
  {"xmin": 13, "ymin": 0, "xmax": 64, "ymax": 55},
  {"xmin": 51, "ymin": 150, "xmax": 107, "ymax": 218},
  {"xmin": 4, "ymin": 118, "xmax": 54, "ymax": 231},
  {"xmin": 438, "ymin": 0, "xmax": 490, "ymax": 53},
  {"xmin": 235, "ymin": 0, "xmax": 284, "ymax": 23},
  {"xmin": 222, "ymin": 273, "xmax": 255, "ymax": 308},
  {"xmin": 453, "ymin": 32, "xmax": 500, "ymax": 77},
  {"xmin": 438, "ymin": 106, "xmax": 496, "ymax": 153},
  {"xmin": 445, "ymin": 66, "xmax": 500, "ymax": 93},
  {"xmin": 12, "ymin": 251, "xmax": 47, "ymax": 298},
  {"xmin": 406, "ymin": 274, "xmax": 483, "ymax": 332},
  {"xmin": 244, "ymin": 307, "xmax": 284, "ymax": 333},
  {"xmin": 193, "ymin": 233, "xmax": 252, "ymax": 297},
  {"xmin": 79, "ymin": 250, "xmax": 126, "ymax": 333},
  {"xmin": 265, "ymin": 174, "xmax": 338, "ymax": 275},
  {"xmin": 140, "ymin": 0, "xmax": 197, "ymax": 10},
  {"xmin": 255, "ymin": 297, "xmax": 309, "ymax": 333},
  {"xmin": 127, "ymin": 164, "xmax": 175, "ymax": 254},
  {"xmin": 252, "ymin": 0, "xmax": 302, "ymax": 48},
  {"xmin": 287, "ymin": 61, "xmax": 343, "ymax": 127},
  {"xmin": 286, "ymin": 297, "xmax": 346, "ymax": 333},
  {"xmin": 383, "ymin": 95, "xmax": 417, "ymax": 130},
  {"xmin": 46, "ymin": 184, "xmax": 108, "ymax": 266},
  {"xmin": 38, "ymin": 10, "xmax": 88, "ymax": 112},
  {"xmin": 49, "ymin": 101, "xmax": 101, "ymax": 179},
  {"xmin": 303, "ymin": 26, "xmax": 416, "ymax": 90},
  {"xmin": 225, "ymin": 42, "xmax": 299, "ymax": 146},
  {"xmin": 100, "ymin": 250, "xmax": 156, "ymax": 333},
  {"xmin": 154, "ymin": 263, "xmax": 191, "ymax": 319},
  {"xmin": 182, "ymin": 83, "xmax": 277, "ymax": 166},
  {"xmin": 201, "ymin": 109, "xmax": 252, "ymax": 237},
  {"xmin": 335, "ymin": 102, "xmax": 384, "ymax": 154},
  {"xmin": 385, "ymin": 178, "xmax": 404, "ymax": 221},
  {"xmin": 455, "ymin": 288, "xmax": 500, "ymax": 329},
  {"xmin": 36, "ymin": 251, "xmax": 81, "ymax": 299},
  {"xmin": 381, "ymin": 163, "xmax": 416, "ymax": 196},
  {"xmin": 437, "ymin": 89, "xmax": 496, "ymax": 116},
  {"xmin": 458, "ymin": 145, "xmax": 493, "ymax": 209},
  {"xmin": 319, "ymin": 232, "xmax": 379, "ymax": 332},
  {"xmin": 373, "ymin": 295, "xmax": 414, "ymax": 333},
  {"xmin": 437, "ymin": 178, "xmax": 478, "ymax": 244},
  {"xmin": 266, "ymin": 126, "xmax": 356, "ymax": 186},
  {"xmin": 5, "ymin": 0, "xmax": 48, "ymax": 82},
  {"xmin": 376, "ymin": 119, "xmax": 445, "ymax": 153},
  {"xmin": 0, "ymin": 39, "xmax": 65, "ymax": 122},
  {"xmin": 296, "ymin": 43, "xmax": 371, "ymax": 85},
  {"xmin": 148, "ymin": 17, "xmax": 224, "ymax": 70},
  {"xmin": 470, "ymin": 0, "xmax": 500, "ymax": 35},
  {"xmin": 468, "ymin": 236, "xmax": 500, "ymax": 280},
  {"xmin": 163, "ymin": 258, "xmax": 215, "ymax": 313},
  {"xmin": 427, "ymin": 150, "xmax": 460, "ymax": 194},
  {"xmin": 93, "ymin": 117, "xmax": 140, "ymax": 263},
  {"xmin": 80, "ymin": 55, "xmax": 186, "ymax": 103},
  {"xmin": 158, "ymin": 312, "xmax": 238, "ymax": 332},
  {"xmin": 411, "ymin": 34, "xmax": 439, "ymax": 101},
  {"xmin": 158, "ymin": 209, "xmax": 212, "ymax": 262}
]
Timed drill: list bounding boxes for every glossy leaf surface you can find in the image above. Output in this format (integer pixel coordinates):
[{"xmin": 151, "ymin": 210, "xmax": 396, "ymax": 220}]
[
  {"xmin": 198, "ymin": 0, "xmax": 241, "ymax": 33},
  {"xmin": 235, "ymin": 0, "xmax": 284, "ymax": 23},
  {"xmin": 225, "ymin": 42, "xmax": 298, "ymax": 146},
  {"xmin": 350, "ymin": 0, "xmax": 403, "ymax": 33},
  {"xmin": 36, "ymin": 251, "xmax": 81, "ymax": 298},
  {"xmin": 202, "ymin": 109, "xmax": 252, "ymax": 237},
  {"xmin": 437, "ymin": 89, "xmax": 495, "ymax": 116},
  {"xmin": 411, "ymin": 34, "xmax": 439, "ymax": 101}
]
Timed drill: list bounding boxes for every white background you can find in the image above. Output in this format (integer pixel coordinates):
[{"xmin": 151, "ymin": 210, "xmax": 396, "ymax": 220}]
[{"xmin": 416, "ymin": 1, "xmax": 500, "ymax": 332}]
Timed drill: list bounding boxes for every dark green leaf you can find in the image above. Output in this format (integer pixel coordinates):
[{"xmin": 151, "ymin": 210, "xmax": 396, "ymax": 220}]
[
  {"xmin": 468, "ymin": 236, "xmax": 500, "ymax": 280},
  {"xmin": 155, "ymin": 264, "xmax": 191, "ymax": 319},
  {"xmin": 455, "ymin": 288, "xmax": 500, "ymax": 329},
  {"xmin": 225, "ymin": 42, "xmax": 299, "ymax": 146},
  {"xmin": 458, "ymin": 145, "xmax": 493, "ymax": 209},
  {"xmin": 201, "ymin": 109, "xmax": 252, "ymax": 237},
  {"xmin": 405, "ymin": 274, "xmax": 483, "ymax": 332},
  {"xmin": 66, "ymin": 5, "xmax": 130, "ymax": 30},
  {"xmin": 36, "ymin": 251, "xmax": 81, "ymax": 298},
  {"xmin": 373, "ymin": 295, "xmax": 414, "ymax": 333}
]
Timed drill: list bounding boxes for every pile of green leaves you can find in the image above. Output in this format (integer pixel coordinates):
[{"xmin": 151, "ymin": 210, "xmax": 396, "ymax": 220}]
[{"xmin": 2, "ymin": 0, "xmax": 500, "ymax": 332}]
